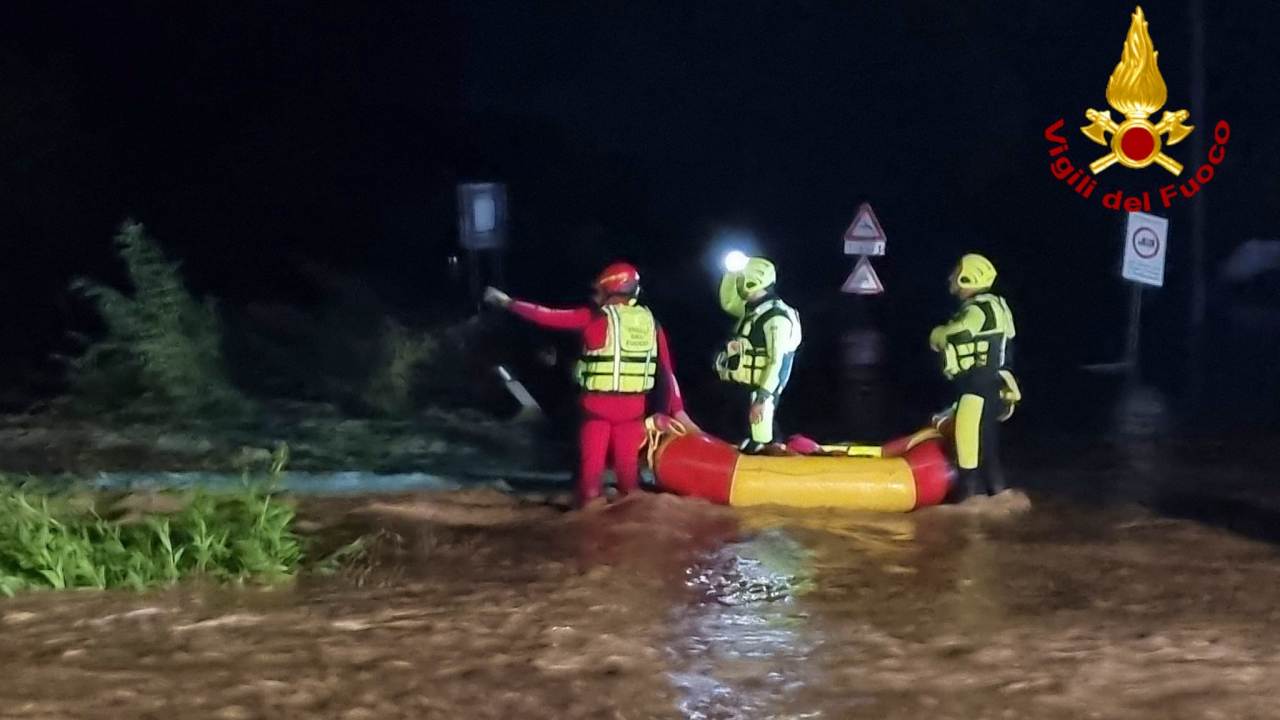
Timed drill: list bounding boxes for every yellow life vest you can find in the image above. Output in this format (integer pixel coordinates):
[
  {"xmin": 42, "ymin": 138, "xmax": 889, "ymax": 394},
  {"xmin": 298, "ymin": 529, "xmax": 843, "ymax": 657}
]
[
  {"xmin": 940, "ymin": 293, "xmax": 1016, "ymax": 380},
  {"xmin": 576, "ymin": 304, "xmax": 658, "ymax": 393},
  {"xmin": 715, "ymin": 298, "xmax": 801, "ymax": 387}
]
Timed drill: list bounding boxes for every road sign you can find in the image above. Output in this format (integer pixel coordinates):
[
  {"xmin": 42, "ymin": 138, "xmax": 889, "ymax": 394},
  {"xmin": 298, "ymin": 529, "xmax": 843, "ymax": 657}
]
[
  {"xmin": 457, "ymin": 182, "xmax": 508, "ymax": 250},
  {"xmin": 842, "ymin": 256, "xmax": 884, "ymax": 295},
  {"xmin": 1121, "ymin": 211, "xmax": 1169, "ymax": 287},
  {"xmin": 843, "ymin": 202, "xmax": 887, "ymax": 256}
]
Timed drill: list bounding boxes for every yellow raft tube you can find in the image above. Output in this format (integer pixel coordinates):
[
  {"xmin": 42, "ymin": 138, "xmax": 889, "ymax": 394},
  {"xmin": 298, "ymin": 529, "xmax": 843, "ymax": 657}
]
[{"xmin": 645, "ymin": 418, "xmax": 955, "ymax": 511}]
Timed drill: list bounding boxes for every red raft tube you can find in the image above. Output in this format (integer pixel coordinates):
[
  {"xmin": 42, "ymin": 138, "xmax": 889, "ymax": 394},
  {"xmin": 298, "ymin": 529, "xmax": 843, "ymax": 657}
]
[{"xmin": 645, "ymin": 419, "xmax": 953, "ymax": 512}]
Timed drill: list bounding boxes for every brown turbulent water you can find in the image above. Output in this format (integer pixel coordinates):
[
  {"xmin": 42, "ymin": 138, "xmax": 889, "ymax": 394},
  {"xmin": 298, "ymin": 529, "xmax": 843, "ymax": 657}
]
[{"xmin": 2, "ymin": 483, "xmax": 1280, "ymax": 720}]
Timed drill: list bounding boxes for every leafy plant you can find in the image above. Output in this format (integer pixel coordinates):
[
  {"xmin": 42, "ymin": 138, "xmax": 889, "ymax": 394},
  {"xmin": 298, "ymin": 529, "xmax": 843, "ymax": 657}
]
[
  {"xmin": 0, "ymin": 445, "xmax": 311, "ymax": 596},
  {"xmin": 64, "ymin": 220, "xmax": 250, "ymax": 417},
  {"xmin": 363, "ymin": 319, "xmax": 439, "ymax": 416}
]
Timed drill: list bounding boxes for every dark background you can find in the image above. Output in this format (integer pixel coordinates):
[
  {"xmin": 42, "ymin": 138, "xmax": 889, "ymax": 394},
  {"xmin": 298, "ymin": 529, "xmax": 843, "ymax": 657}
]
[{"xmin": 4, "ymin": 0, "xmax": 1278, "ymax": 428}]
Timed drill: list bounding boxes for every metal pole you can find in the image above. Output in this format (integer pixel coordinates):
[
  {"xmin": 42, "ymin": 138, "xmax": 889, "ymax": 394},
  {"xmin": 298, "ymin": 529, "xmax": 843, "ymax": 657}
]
[
  {"xmin": 467, "ymin": 249, "xmax": 481, "ymax": 309},
  {"xmin": 1188, "ymin": 0, "xmax": 1207, "ymax": 395},
  {"xmin": 1125, "ymin": 282, "xmax": 1143, "ymax": 379}
]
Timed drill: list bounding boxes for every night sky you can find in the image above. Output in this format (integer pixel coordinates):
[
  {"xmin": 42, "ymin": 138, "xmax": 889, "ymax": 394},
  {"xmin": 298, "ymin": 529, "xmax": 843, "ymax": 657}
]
[{"xmin": 5, "ymin": 1, "xmax": 1280, "ymax": 409}]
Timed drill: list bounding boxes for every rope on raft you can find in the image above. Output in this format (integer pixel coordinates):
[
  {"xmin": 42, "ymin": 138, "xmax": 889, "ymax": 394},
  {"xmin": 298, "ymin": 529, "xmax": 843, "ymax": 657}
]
[{"xmin": 642, "ymin": 415, "xmax": 688, "ymax": 470}]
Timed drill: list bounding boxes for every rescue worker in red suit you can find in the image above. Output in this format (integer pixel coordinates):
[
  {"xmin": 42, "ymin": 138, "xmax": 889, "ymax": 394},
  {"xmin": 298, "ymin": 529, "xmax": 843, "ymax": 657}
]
[{"xmin": 483, "ymin": 263, "xmax": 698, "ymax": 508}]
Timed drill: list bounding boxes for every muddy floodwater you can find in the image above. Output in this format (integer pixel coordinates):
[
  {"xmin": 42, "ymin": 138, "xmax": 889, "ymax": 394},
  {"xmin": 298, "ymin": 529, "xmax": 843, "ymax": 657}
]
[{"xmin": 4, "ymin": 425, "xmax": 1280, "ymax": 720}]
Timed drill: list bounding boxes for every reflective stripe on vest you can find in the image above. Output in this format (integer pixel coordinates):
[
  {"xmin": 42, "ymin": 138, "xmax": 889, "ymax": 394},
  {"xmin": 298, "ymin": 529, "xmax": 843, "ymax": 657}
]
[
  {"xmin": 942, "ymin": 293, "xmax": 1015, "ymax": 379},
  {"xmin": 716, "ymin": 299, "xmax": 800, "ymax": 387},
  {"xmin": 577, "ymin": 305, "xmax": 658, "ymax": 393}
]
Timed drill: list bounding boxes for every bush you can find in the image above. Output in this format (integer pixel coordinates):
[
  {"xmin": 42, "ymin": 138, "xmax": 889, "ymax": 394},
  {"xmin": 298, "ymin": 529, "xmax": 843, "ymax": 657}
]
[
  {"xmin": 223, "ymin": 271, "xmax": 479, "ymax": 415},
  {"xmin": 0, "ymin": 446, "xmax": 304, "ymax": 596},
  {"xmin": 363, "ymin": 319, "xmax": 440, "ymax": 416},
  {"xmin": 64, "ymin": 220, "xmax": 250, "ymax": 417}
]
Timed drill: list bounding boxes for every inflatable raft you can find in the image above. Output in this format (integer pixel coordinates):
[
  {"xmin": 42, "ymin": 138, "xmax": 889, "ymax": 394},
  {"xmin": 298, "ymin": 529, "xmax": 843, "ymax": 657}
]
[{"xmin": 646, "ymin": 421, "xmax": 954, "ymax": 512}]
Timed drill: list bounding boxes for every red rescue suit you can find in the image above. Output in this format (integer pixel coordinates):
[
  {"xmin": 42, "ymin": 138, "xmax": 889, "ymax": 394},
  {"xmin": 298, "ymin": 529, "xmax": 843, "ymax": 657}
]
[{"xmin": 509, "ymin": 300, "xmax": 685, "ymax": 505}]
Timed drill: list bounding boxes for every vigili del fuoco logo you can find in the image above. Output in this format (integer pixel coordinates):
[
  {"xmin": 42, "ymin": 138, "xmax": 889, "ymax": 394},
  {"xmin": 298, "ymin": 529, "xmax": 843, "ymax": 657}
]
[{"xmin": 1044, "ymin": 6, "xmax": 1230, "ymax": 212}]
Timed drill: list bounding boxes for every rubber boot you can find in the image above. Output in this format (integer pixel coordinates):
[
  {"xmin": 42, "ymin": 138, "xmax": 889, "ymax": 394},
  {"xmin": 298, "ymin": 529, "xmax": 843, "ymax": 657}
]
[
  {"xmin": 963, "ymin": 469, "xmax": 985, "ymax": 501},
  {"xmin": 984, "ymin": 467, "xmax": 1007, "ymax": 495},
  {"xmin": 947, "ymin": 469, "xmax": 977, "ymax": 503}
]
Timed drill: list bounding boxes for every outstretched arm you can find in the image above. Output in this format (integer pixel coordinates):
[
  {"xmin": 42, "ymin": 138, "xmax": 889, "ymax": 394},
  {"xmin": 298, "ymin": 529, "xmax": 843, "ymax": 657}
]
[
  {"xmin": 508, "ymin": 301, "xmax": 594, "ymax": 330},
  {"xmin": 485, "ymin": 286, "xmax": 593, "ymax": 330}
]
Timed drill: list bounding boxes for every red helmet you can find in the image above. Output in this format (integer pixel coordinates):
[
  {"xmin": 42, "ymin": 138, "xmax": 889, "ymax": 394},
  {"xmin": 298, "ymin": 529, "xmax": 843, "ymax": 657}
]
[{"xmin": 593, "ymin": 262, "xmax": 641, "ymax": 297}]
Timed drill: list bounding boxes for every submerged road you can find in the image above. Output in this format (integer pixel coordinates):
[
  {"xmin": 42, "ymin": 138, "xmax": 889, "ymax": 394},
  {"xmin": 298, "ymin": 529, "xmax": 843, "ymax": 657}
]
[{"xmin": 2, "ymin": 381, "xmax": 1279, "ymax": 718}]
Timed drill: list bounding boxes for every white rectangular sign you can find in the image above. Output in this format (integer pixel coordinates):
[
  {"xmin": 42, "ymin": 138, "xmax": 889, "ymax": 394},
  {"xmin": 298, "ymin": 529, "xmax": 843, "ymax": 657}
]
[
  {"xmin": 843, "ymin": 240, "xmax": 886, "ymax": 256},
  {"xmin": 1122, "ymin": 211, "xmax": 1169, "ymax": 287}
]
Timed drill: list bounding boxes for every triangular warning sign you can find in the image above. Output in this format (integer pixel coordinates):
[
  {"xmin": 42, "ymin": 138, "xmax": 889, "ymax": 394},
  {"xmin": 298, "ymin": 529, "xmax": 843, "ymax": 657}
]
[
  {"xmin": 843, "ymin": 203, "xmax": 886, "ymax": 242},
  {"xmin": 842, "ymin": 256, "xmax": 884, "ymax": 295}
]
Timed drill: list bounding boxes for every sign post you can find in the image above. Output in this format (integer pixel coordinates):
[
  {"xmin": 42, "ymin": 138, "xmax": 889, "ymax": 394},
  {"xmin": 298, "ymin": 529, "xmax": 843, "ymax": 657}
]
[
  {"xmin": 838, "ymin": 203, "xmax": 888, "ymax": 431},
  {"xmin": 1120, "ymin": 211, "xmax": 1170, "ymax": 376},
  {"xmin": 1124, "ymin": 282, "xmax": 1144, "ymax": 376},
  {"xmin": 841, "ymin": 202, "xmax": 886, "ymax": 295}
]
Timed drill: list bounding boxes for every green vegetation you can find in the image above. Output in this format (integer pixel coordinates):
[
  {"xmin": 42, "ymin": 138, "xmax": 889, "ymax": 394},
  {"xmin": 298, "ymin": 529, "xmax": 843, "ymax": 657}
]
[
  {"xmin": 62, "ymin": 220, "xmax": 484, "ymax": 422},
  {"xmin": 0, "ymin": 446, "xmax": 313, "ymax": 597},
  {"xmin": 363, "ymin": 319, "xmax": 440, "ymax": 416},
  {"xmin": 65, "ymin": 220, "xmax": 250, "ymax": 417}
]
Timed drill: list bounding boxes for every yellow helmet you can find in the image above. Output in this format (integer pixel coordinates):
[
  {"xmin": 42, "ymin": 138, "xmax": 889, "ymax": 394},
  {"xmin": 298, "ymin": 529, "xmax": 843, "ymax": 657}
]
[
  {"xmin": 954, "ymin": 253, "xmax": 997, "ymax": 290},
  {"xmin": 737, "ymin": 257, "xmax": 777, "ymax": 297}
]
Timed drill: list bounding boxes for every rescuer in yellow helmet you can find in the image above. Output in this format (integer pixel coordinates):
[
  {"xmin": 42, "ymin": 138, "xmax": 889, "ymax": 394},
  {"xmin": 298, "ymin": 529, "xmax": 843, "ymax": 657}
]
[
  {"xmin": 928, "ymin": 253, "xmax": 1018, "ymax": 499},
  {"xmin": 715, "ymin": 256, "xmax": 802, "ymax": 453}
]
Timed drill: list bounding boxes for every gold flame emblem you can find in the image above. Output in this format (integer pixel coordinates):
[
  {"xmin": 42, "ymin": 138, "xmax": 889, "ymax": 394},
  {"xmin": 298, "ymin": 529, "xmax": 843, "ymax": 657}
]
[{"xmin": 1080, "ymin": 6, "xmax": 1194, "ymax": 175}]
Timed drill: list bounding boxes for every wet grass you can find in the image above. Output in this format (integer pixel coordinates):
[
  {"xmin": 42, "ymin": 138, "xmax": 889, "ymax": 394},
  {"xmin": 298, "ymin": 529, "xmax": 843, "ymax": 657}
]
[{"xmin": 0, "ymin": 447, "xmax": 320, "ymax": 596}]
